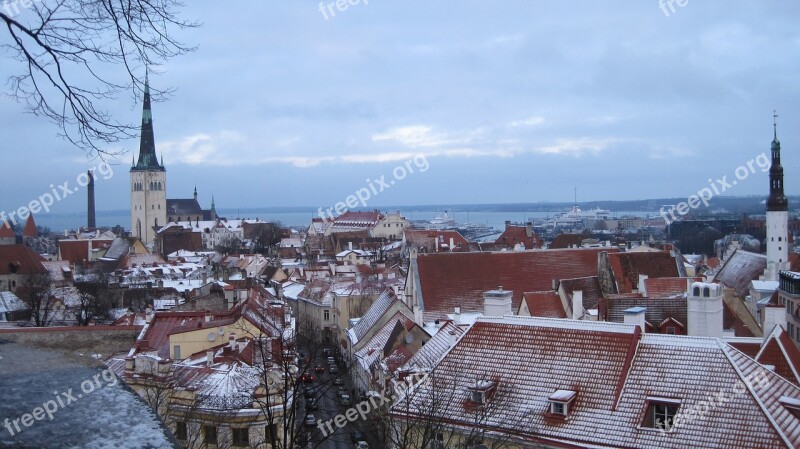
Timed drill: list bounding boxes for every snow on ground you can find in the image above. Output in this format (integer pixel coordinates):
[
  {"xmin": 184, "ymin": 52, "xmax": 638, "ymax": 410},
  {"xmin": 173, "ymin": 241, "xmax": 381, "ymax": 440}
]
[{"xmin": 0, "ymin": 340, "xmax": 178, "ymax": 449}]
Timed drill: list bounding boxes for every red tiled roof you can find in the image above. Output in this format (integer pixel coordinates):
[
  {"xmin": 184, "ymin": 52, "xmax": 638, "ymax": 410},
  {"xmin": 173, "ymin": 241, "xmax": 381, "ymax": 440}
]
[
  {"xmin": 644, "ymin": 277, "xmax": 701, "ymax": 298},
  {"xmin": 58, "ymin": 239, "xmax": 113, "ymax": 265},
  {"xmin": 607, "ymin": 251, "xmax": 680, "ymax": 293},
  {"xmin": 0, "ymin": 221, "xmax": 14, "ymax": 238},
  {"xmin": 559, "ymin": 276, "xmax": 603, "ymax": 311},
  {"xmin": 0, "ymin": 244, "xmax": 47, "ymax": 275},
  {"xmin": 494, "ymin": 225, "xmax": 542, "ymax": 250},
  {"xmin": 332, "ymin": 210, "xmax": 384, "ymax": 228},
  {"xmin": 522, "ymin": 291, "xmax": 566, "ymax": 318},
  {"xmin": 756, "ymin": 326, "xmax": 800, "ymax": 387},
  {"xmin": 22, "ymin": 215, "xmax": 37, "ymax": 238},
  {"xmin": 393, "ymin": 317, "xmax": 800, "ymax": 448},
  {"xmin": 414, "ymin": 248, "xmax": 617, "ymax": 321},
  {"xmin": 549, "ymin": 233, "xmax": 585, "ymax": 249},
  {"xmin": 714, "ymin": 250, "xmax": 767, "ymax": 299}
]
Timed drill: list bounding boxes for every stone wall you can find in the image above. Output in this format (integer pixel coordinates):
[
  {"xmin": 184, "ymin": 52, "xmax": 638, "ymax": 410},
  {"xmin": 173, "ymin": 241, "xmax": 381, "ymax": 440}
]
[{"xmin": 0, "ymin": 325, "xmax": 142, "ymax": 354}]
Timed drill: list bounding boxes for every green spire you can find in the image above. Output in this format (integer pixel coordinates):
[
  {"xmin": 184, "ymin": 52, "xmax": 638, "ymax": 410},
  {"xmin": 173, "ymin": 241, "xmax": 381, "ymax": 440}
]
[{"xmin": 132, "ymin": 68, "xmax": 162, "ymax": 171}]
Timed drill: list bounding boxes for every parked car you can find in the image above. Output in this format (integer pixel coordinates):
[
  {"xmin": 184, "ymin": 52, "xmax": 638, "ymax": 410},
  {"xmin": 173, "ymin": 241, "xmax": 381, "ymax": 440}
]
[
  {"xmin": 351, "ymin": 431, "xmax": 365, "ymax": 443},
  {"xmin": 339, "ymin": 393, "xmax": 352, "ymax": 406},
  {"xmin": 306, "ymin": 397, "xmax": 318, "ymax": 410},
  {"xmin": 314, "ymin": 364, "xmax": 325, "ymax": 374},
  {"xmin": 299, "ymin": 373, "xmax": 315, "ymax": 383},
  {"xmin": 304, "ymin": 414, "xmax": 316, "ymax": 426},
  {"xmin": 329, "ymin": 365, "xmax": 338, "ymax": 374},
  {"xmin": 355, "ymin": 441, "xmax": 369, "ymax": 449},
  {"xmin": 334, "ymin": 377, "xmax": 343, "ymax": 385}
]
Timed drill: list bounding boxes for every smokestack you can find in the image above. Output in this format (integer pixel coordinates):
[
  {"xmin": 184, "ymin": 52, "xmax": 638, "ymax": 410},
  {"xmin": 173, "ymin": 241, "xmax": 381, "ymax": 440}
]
[{"xmin": 87, "ymin": 170, "xmax": 96, "ymax": 228}]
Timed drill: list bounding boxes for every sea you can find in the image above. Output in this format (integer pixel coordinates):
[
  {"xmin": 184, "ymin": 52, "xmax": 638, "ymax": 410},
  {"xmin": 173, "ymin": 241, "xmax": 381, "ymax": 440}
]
[{"xmin": 34, "ymin": 206, "xmax": 654, "ymax": 234}]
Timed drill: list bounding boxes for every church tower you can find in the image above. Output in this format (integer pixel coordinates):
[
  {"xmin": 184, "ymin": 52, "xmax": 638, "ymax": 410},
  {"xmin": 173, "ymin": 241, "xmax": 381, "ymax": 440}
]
[
  {"xmin": 130, "ymin": 73, "xmax": 167, "ymax": 245},
  {"xmin": 766, "ymin": 112, "xmax": 789, "ymax": 280}
]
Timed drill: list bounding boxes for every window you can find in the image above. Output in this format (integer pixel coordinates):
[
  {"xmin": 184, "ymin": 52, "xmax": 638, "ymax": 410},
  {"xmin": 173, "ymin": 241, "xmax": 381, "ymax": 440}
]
[
  {"xmin": 324, "ymin": 310, "xmax": 330, "ymax": 321},
  {"xmin": 547, "ymin": 389, "xmax": 576, "ymax": 416},
  {"xmin": 666, "ymin": 326, "xmax": 676, "ymax": 335},
  {"xmin": 703, "ymin": 287, "xmax": 710, "ymax": 297},
  {"xmin": 232, "ymin": 427, "xmax": 249, "ymax": 447},
  {"xmin": 693, "ymin": 287, "xmax": 700, "ymax": 296},
  {"xmin": 641, "ymin": 399, "xmax": 680, "ymax": 431},
  {"xmin": 551, "ymin": 401, "xmax": 565, "ymax": 415},
  {"xmin": 203, "ymin": 426, "xmax": 217, "ymax": 444},
  {"xmin": 265, "ymin": 423, "xmax": 278, "ymax": 441},
  {"xmin": 175, "ymin": 421, "xmax": 187, "ymax": 440},
  {"xmin": 173, "ymin": 345, "xmax": 181, "ymax": 360}
]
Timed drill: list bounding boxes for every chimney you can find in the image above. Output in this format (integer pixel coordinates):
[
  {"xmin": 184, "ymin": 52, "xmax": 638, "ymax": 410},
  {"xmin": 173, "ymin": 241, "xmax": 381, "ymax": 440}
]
[
  {"xmin": 572, "ymin": 290, "xmax": 583, "ymax": 320},
  {"xmin": 87, "ymin": 170, "xmax": 96, "ymax": 229},
  {"xmin": 505, "ymin": 220, "xmax": 511, "ymax": 230},
  {"xmin": 413, "ymin": 305, "xmax": 423, "ymax": 325},
  {"xmin": 449, "ymin": 237, "xmax": 454, "ymax": 249},
  {"xmin": 448, "ymin": 331, "xmax": 457, "ymax": 347},
  {"xmin": 623, "ymin": 307, "xmax": 647, "ymax": 332},
  {"xmin": 483, "ymin": 287, "xmax": 513, "ymax": 317},
  {"xmin": 229, "ymin": 333, "xmax": 236, "ymax": 349},
  {"xmin": 687, "ymin": 282, "xmax": 723, "ymax": 338},
  {"xmin": 526, "ymin": 222, "xmax": 533, "ymax": 238},
  {"xmin": 204, "ymin": 312, "xmax": 212, "ymax": 322},
  {"xmin": 348, "ymin": 241, "xmax": 353, "ymax": 251},
  {"xmin": 125, "ymin": 357, "xmax": 135, "ymax": 371},
  {"xmin": 206, "ymin": 350, "xmax": 214, "ymax": 367},
  {"xmin": 638, "ymin": 274, "xmax": 649, "ymax": 296},
  {"xmin": 453, "ymin": 307, "xmax": 461, "ymax": 325}
]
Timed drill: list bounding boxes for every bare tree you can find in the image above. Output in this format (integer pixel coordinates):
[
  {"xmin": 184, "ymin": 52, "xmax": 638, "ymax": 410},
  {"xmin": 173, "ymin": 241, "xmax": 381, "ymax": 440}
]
[
  {"xmin": 74, "ymin": 273, "xmax": 114, "ymax": 325},
  {"xmin": 0, "ymin": 0, "xmax": 197, "ymax": 155},
  {"xmin": 19, "ymin": 272, "xmax": 56, "ymax": 326}
]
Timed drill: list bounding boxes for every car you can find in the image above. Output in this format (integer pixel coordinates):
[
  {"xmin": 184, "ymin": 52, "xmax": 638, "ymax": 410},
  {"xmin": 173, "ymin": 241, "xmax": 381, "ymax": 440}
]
[
  {"xmin": 314, "ymin": 364, "xmax": 325, "ymax": 374},
  {"xmin": 338, "ymin": 386, "xmax": 348, "ymax": 395},
  {"xmin": 329, "ymin": 365, "xmax": 338, "ymax": 374},
  {"xmin": 299, "ymin": 373, "xmax": 315, "ymax": 383},
  {"xmin": 339, "ymin": 393, "xmax": 352, "ymax": 406},
  {"xmin": 306, "ymin": 397, "xmax": 318, "ymax": 410},
  {"xmin": 351, "ymin": 430, "xmax": 365, "ymax": 443},
  {"xmin": 327, "ymin": 356, "xmax": 336, "ymax": 365},
  {"xmin": 323, "ymin": 348, "xmax": 331, "ymax": 357},
  {"xmin": 304, "ymin": 414, "xmax": 316, "ymax": 426},
  {"xmin": 355, "ymin": 441, "xmax": 369, "ymax": 449},
  {"xmin": 334, "ymin": 377, "xmax": 343, "ymax": 385},
  {"xmin": 304, "ymin": 386, "xmax": 318, "ymax": 398}
]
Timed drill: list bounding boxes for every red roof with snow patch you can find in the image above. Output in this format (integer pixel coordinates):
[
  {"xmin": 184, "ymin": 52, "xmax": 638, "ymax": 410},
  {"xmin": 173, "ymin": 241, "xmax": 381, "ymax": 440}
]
[
  {"xmin": 0, "ymin": 244, "xmax": 46, "ymax": 275},
  {"xmin": 522, "ymin": 291, "xmax": 566, "ymax": 318},
  {"xmin": 415, "ymin": 248, "xmax": 617, "ymax": 321},
  {"xmin": 494, "ymin": 225, "xmax": 542, "ymax": 250},
  {"xmin": 58, "ymin": 239, "xmax": 113, "ymax": 265},
  {"xmin": 644, "ymin": 277, "xmax": 701, "ymax": 298},
  {"xmin": 607, "ymin": 251, "xmax": 680, "ymax": 293},
  {"xmin": 756, "ymin": 326, "xmax": 800, "ymax": 386}
]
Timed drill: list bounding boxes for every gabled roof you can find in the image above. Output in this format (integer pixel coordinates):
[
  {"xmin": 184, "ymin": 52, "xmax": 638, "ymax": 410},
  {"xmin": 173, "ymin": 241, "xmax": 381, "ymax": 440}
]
[
  {"xmin": 392, "ymin": 316, "xmax": 800, "ymax": 448},
  {"xmin": 602, "ymin": 296, "xmax": 687, "ymax": 332},
  {"xmin": 494, "ymin": 225, "xmax": 542, "ymax": 250},
  {"xmin": 549, "ymin": 233, "xmax": 585, "ymax": 249},
  {"xmin": 522, "ymin": 291, "xmax": 566, "ymax": 318},
  {"xmin": 331, "ymin": 210, "xmax": 384, "ymax": 228},
  {"xmin": 414, "ymin": 248, "xmax": 616, "ymax": 321},
  {"xmin": 714, "ymin": 249, "xmax": 767, "ymax": 298},
  {"xmin": 0, "ymin": 221, "xmax": 14, "ymax": 238},
  {"xmin": 350, "ymin": 289, "xmax": 399, "ymax": 342},
  {"xmin": 166, "ymin": 198, "xmax": 204, "ymax": 216},
  {"xmin": 0, "ymin": 244, "xmax": 47, "ymax": 275},
  {"xmin": 58, "ymin": 238, "xmax": 113, "ymax": 265},
  {"xmin": 756, "ymin": 325, "xmax": 800, "ymax": 386},
  {"xmin": 354, "ymin": 310, "xmax": 415, "ymax": 375},
  {"xmin": 607, "ymin": 251, "xmax": 680, "ymax": 293},
  {"xmin": 22, "ymin": 215, "xmax": 37, "ymax": 238},
  {"xmin": 559, "ymin": 276, "xmax": 603, "ymax": 311},
  {"xmin": 0, "ymin": 291, "xmax": 28, "ymax": 313},
  {"xmin": 401, "ymin": 321, "xmax": 466, "ymax": 371}
]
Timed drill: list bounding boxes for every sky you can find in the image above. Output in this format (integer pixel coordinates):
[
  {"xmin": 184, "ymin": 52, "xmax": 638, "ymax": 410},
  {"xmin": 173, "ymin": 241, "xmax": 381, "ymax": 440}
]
[{"xmin": 1, "ymin": 1, "xmax": 799, "ymax": 222}]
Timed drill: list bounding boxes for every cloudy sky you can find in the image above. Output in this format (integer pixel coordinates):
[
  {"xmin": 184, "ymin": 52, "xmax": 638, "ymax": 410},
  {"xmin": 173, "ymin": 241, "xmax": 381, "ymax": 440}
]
[{"xmin": 1, "ymin": 1, "xmax": 799, "ymax": 221}]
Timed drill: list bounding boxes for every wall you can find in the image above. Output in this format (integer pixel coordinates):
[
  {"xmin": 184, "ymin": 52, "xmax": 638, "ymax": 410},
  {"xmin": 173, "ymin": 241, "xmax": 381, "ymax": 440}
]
[{"xmin": 0, "ymin": 325, "xmax": 142, "ymax": 354}]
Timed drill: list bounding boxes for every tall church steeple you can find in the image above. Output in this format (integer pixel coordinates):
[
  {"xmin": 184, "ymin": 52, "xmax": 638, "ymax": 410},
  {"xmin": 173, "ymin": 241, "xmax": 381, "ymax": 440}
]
[
  {"xmin": 765, "ymin": 111, "xmax": 789, "ymax": 280},
  {"xmin": 133, "ymin": 71, "xmax": 164, "ymax": 171},
  {"xmin": 130, "ymin": 70, "xmax": 167, "ymax": 246}
]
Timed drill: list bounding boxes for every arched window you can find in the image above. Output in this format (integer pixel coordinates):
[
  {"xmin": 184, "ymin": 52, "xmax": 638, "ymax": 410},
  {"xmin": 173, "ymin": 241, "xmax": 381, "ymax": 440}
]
[
  {"xmin": 693, "ymin": 287, "xmax": 700, "ymax": 296},
  {"xmin": 703, "ymin": 287, "xmax": 710, "ymax": 297}
]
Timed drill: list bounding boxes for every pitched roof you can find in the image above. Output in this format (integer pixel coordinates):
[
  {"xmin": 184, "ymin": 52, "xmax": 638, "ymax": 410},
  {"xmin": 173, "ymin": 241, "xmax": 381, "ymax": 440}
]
[
  {"xmin": 166, "ymin": 198, "xmax": 204, "ymax": 216},
  {"xmin": 414, "ymin": 248, "xmax": 616, "ymax": 321},
  {"xmin": 602, "ymin": 296, "xmax": 688, "ymax": 332},
  {"xmin": 350, "ymin": 289, "xmax": 399, "ymax": 342},
  {"xmin": 607, "ymin": 251, "xmax": 680, "ymax": 293},
  {"xmin": 756, "ymin": 325, "xmax": 800, "ymax": 386},
  {"xmin": 714, "ymin": 250, "xmax": 767, "ymax": 298},
  {"xmin": 58, "ymin": 239, "xmax": 113, "ymax": 265},
  {"xmin": 549, "ymin": 233, "xmax": 585, "ymax": 249},
  {"xmin": 494, "ymin": 225, "xmax": 542, "ymax": 250},
  {"xmin": 22, "ymin": 215, "xmax": 37, "ymax": 238},
  {"xmin": 331, "ymin": 210, "xmax": 384, "ymax": 228},
  {"xmin": 644, "ymin": 277, "xmax": 700, "ymax": 298},
  {"xmin": 559, "ymin": 276, "xmax": 603, "ymax": 311},
  {"xmin": 392, "ymin": 316, "xmax": 800, "ymax": 448},
  {"xmin": 0, "ymin": 221, "xmax": 14, "ymax": 238},
  {"xmin": 404, "ymin": 229, "xmax": 470, "ymax": 253},
  {"xmin": 0, "ymin": 244, "xmax": 47, "ymax": 275},
  {"xmin": 522, "ymin": 291, "xmax": 566, "ymax": 318}
]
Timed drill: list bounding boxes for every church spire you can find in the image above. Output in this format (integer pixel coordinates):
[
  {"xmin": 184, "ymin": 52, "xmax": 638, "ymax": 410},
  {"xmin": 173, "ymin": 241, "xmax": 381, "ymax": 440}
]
[
  {"xmin": 132, "ymin": 70, "xmax": 164, "ymax": 171},
  {"xmin": 767, "ymin": 110, "xmax": 787, "ymax": 212}
]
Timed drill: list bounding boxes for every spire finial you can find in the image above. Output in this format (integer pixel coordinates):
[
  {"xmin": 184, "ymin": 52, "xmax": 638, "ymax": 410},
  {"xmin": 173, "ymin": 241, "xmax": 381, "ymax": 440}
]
[{"xmin": 773, "ymin": 109, "xmax": 779, "ymax": 140}]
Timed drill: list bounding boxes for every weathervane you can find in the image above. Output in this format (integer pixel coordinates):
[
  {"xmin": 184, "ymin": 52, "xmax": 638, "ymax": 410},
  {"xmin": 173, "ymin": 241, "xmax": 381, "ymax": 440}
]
[{"xmin": 774, "ymin": 109, "xmax": 779, "ymax": 139}]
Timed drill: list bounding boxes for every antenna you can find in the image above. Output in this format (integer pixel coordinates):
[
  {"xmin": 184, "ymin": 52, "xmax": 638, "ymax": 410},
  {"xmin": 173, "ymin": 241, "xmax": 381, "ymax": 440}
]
[{"xmin": 574, "ymin": 186, "xmax": 577, "ymax": 206}]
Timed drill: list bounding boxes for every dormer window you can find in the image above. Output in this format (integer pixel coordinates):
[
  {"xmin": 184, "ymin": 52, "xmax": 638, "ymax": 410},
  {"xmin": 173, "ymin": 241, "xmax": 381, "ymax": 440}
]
[
  {"xmin": 548, "ymin": 389, "xmax": 577, "ymax": 416},
  {"xmin": 641, "ymin": 397, "xmax": 681, "ymax": 431},
  {"xmin": 468, "ymin": 380, "xmax": 497, "ymax": 405},
  {"xmin": 779, "ymin": 396, "xmax": 800, "ymax": 418}
]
